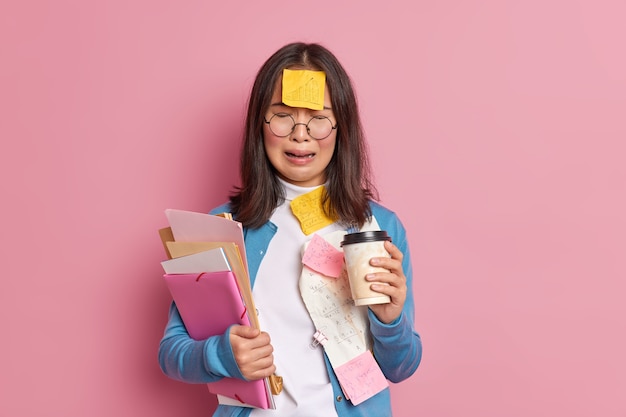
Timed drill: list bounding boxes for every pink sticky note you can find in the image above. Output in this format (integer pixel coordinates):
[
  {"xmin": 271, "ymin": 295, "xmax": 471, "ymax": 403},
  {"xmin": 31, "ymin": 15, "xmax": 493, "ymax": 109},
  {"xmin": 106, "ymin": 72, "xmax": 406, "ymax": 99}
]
[
  {"xmin": 302, "ymin": 234, "xmax": 344, "ymax": 278},
  {"xmin": 335, "ymin": 350, "xmax": 389, "ymax": 405}
]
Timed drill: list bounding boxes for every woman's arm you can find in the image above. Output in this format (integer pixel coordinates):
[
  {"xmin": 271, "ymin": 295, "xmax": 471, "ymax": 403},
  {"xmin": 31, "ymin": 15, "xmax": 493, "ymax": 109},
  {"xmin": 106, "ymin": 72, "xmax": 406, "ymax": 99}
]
[
  {"xmin": 158, "ymin": 302, "xmax": 244, "ymax": 383},
  {"xmin": 367, "ymin": 205, "xmax": 423, "ymax": 382}
]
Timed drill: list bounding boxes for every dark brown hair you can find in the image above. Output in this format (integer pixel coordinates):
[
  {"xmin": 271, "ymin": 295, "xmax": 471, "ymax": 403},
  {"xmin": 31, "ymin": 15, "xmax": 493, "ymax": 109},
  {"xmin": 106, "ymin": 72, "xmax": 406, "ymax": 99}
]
[{"xmin": 229, "ymin": 42, "xmax": 378, "ymax": 229}]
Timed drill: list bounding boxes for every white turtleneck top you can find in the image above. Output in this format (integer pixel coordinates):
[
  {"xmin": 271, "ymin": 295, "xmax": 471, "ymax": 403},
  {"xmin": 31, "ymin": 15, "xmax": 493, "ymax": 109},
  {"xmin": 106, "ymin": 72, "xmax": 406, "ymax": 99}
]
[{"xmin": 250, "ymin": 179, "xmax": 342, "ymax": 417}]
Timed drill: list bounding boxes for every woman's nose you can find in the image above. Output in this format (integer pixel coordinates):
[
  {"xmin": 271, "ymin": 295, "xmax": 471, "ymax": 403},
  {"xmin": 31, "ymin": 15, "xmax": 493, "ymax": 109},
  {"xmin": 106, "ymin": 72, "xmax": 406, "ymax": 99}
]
[{"xmin": 290, "ymin": 122, "xmax": 311, "ymax": 142}]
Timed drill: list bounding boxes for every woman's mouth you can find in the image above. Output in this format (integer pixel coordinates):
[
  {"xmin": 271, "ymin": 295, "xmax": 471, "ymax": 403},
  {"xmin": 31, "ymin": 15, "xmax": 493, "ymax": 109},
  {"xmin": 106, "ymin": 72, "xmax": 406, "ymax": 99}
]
[{"xmin": 285, "ymin": 152, "xmax": 315, "ymax": 159}]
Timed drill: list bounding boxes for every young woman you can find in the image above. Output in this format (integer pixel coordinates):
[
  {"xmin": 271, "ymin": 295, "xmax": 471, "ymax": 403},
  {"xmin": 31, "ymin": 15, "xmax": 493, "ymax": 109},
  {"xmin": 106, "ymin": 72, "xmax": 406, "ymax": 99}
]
[{"xmin": 159, "ymin": 42, "xmax": 422, "ymax": 417}]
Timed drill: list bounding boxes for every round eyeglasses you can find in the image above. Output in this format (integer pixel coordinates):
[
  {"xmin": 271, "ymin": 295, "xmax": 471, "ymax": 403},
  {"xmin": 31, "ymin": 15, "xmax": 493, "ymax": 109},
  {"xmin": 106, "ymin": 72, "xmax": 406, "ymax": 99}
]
[{"xmin": 264, "ymin": 113, "xmax": 337, "ymax": 140}]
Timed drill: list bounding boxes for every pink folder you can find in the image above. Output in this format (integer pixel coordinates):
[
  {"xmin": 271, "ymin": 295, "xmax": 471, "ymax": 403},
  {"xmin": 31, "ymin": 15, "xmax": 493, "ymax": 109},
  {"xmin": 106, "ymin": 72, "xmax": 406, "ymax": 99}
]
[{"xmin": 163, "ymin": 272, "xmax": 272, "ymax": 409}]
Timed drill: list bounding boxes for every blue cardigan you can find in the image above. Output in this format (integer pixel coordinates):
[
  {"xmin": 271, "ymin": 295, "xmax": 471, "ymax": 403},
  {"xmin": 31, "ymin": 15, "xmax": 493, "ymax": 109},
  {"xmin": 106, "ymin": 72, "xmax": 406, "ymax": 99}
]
[{"xmin": 158, "ymin": 201, "xmax": 422, "ymax": 417}]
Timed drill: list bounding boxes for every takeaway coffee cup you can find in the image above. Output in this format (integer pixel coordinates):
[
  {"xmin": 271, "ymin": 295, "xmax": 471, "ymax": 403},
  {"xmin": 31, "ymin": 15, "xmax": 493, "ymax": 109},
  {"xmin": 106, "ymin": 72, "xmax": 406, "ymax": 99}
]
[{"xmin": 341, "ymin": 230, "xmax": 392, "ymax": 306}]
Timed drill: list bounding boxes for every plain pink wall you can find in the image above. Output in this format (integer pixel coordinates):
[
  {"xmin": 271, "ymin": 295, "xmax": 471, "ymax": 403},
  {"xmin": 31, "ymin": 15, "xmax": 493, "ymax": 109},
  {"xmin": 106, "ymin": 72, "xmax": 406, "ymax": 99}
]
[{"xmin": 1, "ymin": 1, "xmax": 624, "ymax": 416}]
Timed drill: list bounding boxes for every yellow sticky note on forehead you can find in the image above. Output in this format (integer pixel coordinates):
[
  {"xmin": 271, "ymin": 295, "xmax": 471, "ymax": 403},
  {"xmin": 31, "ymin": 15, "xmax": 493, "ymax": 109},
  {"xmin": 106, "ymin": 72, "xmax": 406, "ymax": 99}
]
[
  {"xmin": 290, "ymin": 186, "xmax": 334, "ymax": 235},
  {"xmin": 282, "ymin": 69, "xmax": 326, "ymax": 110}
]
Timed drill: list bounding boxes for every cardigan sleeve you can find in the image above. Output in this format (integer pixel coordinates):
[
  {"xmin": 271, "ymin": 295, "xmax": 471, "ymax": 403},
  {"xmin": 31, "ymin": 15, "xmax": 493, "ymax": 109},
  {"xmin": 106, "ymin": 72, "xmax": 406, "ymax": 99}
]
[
  {"xmin": 158, "ymin": 302, "xmax": 246, "ymax": 383},
  {"xmin": 368, "ymin": 203, "xmax": 423, "ymax": 382}
]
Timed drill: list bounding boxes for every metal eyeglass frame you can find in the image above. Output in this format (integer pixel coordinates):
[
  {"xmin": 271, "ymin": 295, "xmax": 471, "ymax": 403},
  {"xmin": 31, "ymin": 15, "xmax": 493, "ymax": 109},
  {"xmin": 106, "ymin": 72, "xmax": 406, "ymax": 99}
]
[{"xmin": 263, "ymin": 113, "xmax": 338, "ymax": 140}]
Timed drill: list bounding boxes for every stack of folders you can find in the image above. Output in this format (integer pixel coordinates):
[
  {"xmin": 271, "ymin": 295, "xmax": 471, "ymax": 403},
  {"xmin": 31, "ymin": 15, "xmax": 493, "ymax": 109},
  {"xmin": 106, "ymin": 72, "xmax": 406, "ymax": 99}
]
[{"xmin": 159, "ymin": 209, "xmax": 278, "ymax": 410}]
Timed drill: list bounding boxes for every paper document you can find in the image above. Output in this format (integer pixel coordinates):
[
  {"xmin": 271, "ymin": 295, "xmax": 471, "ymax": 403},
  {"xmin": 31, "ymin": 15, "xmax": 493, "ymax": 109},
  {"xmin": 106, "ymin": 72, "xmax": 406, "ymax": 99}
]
[{"xmin": 161, "ymin": 247, "xmax": 230, "ymax": 274}]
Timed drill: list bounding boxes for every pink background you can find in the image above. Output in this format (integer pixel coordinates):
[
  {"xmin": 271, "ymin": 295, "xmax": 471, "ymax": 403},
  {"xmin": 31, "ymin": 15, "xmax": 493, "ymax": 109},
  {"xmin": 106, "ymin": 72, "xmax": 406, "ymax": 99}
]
[{"xmin": 1, "ymin": 1, "xmax": 624, "ymax": 416}]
